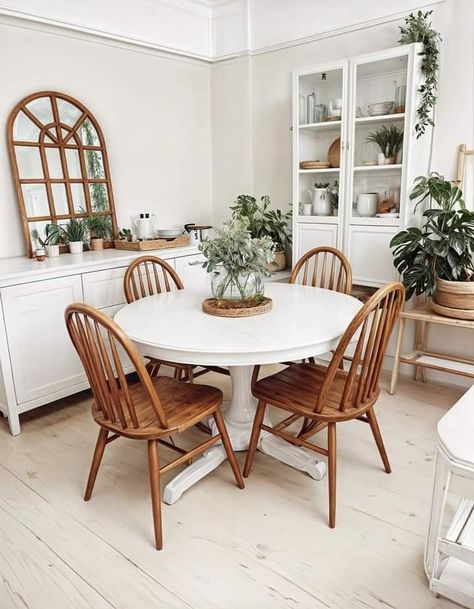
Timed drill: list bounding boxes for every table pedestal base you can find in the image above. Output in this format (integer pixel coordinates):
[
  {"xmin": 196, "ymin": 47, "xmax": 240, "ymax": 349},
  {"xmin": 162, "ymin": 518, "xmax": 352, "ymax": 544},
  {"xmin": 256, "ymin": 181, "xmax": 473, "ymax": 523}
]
[{"xmin": 162, "ymin": 365, "xmax": 326, "ymax": 505}]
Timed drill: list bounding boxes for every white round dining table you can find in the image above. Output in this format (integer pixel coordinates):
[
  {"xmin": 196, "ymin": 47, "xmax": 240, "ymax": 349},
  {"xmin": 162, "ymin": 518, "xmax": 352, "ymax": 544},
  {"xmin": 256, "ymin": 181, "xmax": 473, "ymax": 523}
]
[{"xmin": 115, "ymin": 282, "xmax": 361, "ymax": 504}]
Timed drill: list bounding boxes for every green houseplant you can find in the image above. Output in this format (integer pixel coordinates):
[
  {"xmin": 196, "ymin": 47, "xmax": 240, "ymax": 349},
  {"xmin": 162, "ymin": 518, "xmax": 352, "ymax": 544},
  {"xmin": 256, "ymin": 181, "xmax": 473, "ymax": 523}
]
[
  {"xmin": 66, "ymin": 218, "xmax": 86, "ymax": 254},
  {"xmin": 230, "ymin": 195, "xmax": 292, "ymax": 271},
  {"xmin": 390, "ymin": 173, "xmax": 474, "ymax": 317},
  {"xmin": 86, "ymin": 214, "xmax": 113, "ymax": 251},
  {"xmin": 399, "ymin": 10, "xmax": 441, "ymax": 138},
  {"xmin": 366, "ymin": 125, "xmax": 404, "ymax": 165},
  {"xmin": 199, "ymin": 219, "xmax": 274, "ymax": 303}
]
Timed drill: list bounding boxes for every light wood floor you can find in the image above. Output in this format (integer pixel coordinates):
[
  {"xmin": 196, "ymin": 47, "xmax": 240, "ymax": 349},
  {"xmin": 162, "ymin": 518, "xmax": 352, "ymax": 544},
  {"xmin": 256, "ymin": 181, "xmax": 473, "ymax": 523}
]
[{"xmin": 0, "ymin": 369, "xmax": 465, "ymax": 609}]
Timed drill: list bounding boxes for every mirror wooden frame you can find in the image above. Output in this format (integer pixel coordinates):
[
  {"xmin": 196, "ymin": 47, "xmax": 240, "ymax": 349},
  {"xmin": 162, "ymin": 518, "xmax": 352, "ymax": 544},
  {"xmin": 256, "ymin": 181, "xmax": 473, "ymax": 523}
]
[{"xmin": 7, "ymin": 91, "xmax": 118, "ymax": 257}]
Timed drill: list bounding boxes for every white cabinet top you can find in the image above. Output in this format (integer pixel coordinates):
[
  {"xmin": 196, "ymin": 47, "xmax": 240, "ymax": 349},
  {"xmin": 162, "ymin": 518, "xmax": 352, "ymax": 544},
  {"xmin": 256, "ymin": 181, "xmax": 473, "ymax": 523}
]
[{"xmin": 0, "ymin": 245, "xmax": 201, "ymax": 288}]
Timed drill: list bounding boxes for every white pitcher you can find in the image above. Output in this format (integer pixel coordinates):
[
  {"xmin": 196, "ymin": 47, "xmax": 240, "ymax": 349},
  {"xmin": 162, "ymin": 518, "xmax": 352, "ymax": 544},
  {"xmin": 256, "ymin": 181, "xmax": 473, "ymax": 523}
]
[
  {"xmin": 308, "ymin": 188, "xmax": 332, "ymax": 216},
  {"xmin": 134, "ymin": 213, "xmax": 157, "ymax": 240}
]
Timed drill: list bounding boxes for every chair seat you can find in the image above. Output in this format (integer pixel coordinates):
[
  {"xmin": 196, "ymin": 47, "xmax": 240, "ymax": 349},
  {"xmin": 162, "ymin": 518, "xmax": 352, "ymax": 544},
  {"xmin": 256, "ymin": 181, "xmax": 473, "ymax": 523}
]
[
  {"xmin": 93, "ymin": 377, "xmax": 222, "ymax": 439},
  {"xmin": 253, "ymin": 363, "xmax": 375, "ymax": 422}
]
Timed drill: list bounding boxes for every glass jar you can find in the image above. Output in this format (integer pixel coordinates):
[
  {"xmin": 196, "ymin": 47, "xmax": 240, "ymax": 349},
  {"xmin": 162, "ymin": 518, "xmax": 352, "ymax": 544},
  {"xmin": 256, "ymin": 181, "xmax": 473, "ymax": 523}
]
[{"xmin": 211, "ymin": 267, "xmax": 264, "ymax": 301}]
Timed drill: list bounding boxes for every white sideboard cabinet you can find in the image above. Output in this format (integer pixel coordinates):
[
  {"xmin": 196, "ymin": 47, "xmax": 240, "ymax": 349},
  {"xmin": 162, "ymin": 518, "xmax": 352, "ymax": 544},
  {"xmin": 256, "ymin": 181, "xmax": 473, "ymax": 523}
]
[{"xmin": 0, "ymin": 246, "xmax": 206, "ymax": 435}]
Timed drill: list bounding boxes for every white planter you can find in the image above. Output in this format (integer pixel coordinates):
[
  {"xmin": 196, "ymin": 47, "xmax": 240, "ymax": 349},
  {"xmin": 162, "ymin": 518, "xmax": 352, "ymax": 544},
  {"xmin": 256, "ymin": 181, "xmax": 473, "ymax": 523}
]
[
  {"xmin": 46, "ymin": 244, "xmax": 60, "ymax": 258},
  {"xmin": 69, "ymin": 241, "xmax": 84, "ymax": 254},
  {"xmin": 312, "ymin": 188, "xmax": 332, "ymax": 216}
]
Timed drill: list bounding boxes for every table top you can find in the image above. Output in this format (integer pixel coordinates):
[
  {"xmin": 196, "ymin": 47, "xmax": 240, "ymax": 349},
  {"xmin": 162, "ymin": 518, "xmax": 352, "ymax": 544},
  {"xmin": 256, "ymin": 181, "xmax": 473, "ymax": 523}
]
[
  {"xmin": 115, "ymin": 283, "xmax": 362, "ymax": 367},
  {"xmin": 437, "ymin": 384, "xmax": 474, "ymax": 468},
  {"xmin": 401, "ymin": 304, "xmax": 474, "ymax": 329}
]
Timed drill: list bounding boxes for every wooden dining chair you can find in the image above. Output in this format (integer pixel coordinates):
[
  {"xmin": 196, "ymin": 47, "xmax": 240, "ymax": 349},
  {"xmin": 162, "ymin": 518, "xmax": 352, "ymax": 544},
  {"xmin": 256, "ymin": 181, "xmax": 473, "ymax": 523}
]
[
  {"xmin": 65, "ymin": 303, "xmax": 244, "ymax": 550},
  {"xmin": 123, "ymin": 255, "xmax": 197, "ymax": 382},
  {"xmin": 243, "ymin": 282, "xmax": 405, "ymax": 528},
  {"xmin": 289, "ymin": 246, "xmax": 352, "ymax": 294}
]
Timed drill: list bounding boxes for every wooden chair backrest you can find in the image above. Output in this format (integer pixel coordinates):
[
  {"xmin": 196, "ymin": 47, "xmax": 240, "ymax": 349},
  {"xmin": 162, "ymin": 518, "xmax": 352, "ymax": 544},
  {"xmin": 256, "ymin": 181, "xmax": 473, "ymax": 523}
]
[
  {"xmin": 124, "ymin": 255, "xmax": 184, "ymax": 303},
  {"xmin": 316, "ymin": 282, "xmax": 405, "ymax": 414},
  {"xmin": 289, "ymin": 247, "xmax": 352, "ymax": 294},
  {"xmin": 65, "ymin": 303, "xmax": 168, "ymax": 430}
]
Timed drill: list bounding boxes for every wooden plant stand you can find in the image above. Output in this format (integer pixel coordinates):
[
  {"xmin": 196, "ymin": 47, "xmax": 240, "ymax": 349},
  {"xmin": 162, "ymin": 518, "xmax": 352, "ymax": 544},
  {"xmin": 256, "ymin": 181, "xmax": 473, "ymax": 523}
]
[{"xmin": 389, "ymin": 304, "xmax": 474, "ymax": 395}]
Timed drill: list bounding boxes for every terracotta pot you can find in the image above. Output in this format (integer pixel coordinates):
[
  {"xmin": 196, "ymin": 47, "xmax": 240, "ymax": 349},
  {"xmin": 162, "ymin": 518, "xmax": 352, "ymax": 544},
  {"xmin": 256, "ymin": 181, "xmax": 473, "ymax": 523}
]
[
  {"xmin": 90, "ymin": 238, "xmax": 104, "ymax": 251},
  {"xmin": 267, "ymin": 250, "xmax": 286, "ymax": 272},
  {"xmin": 432, "ymin": 276, "xmax": 474, "ymax": 319}
]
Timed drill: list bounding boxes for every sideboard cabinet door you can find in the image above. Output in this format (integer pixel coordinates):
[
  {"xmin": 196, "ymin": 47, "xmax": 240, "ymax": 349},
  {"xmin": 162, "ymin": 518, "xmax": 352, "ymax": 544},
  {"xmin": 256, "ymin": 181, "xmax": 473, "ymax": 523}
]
[{"xmin": 1, "ymin": 276, "xmax": 85, "ymax": 405}]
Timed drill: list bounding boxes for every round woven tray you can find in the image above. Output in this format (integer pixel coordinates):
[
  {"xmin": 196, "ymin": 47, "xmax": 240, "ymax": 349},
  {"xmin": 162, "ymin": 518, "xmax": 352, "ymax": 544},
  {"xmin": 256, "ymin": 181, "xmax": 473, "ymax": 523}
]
[
  {"xmin": 328, "ymin": 137, "xmax": 341, "ymax": 168},
  {"xmin": 202, "ymin": 297, "xmax": 273, "ymax": 318}
]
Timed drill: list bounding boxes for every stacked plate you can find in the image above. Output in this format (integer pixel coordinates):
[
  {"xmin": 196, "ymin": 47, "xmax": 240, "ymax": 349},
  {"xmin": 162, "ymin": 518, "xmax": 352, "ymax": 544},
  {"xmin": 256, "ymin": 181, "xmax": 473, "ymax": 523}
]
[
  {"xmin": 367, "ymin": 101, "xmax": 394, "ymax": 116},
  {"xmin": 157, "ymin": 228, "xmax": 184, "ymax": 239}
]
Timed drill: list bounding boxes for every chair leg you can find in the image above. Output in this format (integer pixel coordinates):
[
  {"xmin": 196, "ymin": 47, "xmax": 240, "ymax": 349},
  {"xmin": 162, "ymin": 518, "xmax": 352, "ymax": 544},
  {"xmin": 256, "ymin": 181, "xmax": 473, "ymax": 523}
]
[
  {"xmin": 187, "ymin": 366, "xmax": 194, "ymax": 383},
  {"xmin": 147, "ymin": 440, "xmax": 163, "ymax": 550},
  {"xmin": 173, "ymin": 367, "xmax": 182, "ymax": 380},
  {"xmin": 243, "ymin": 400, "xmax": 266, "ymax": 478},
  {"xmin": 366, "ymin": 408, "xmax": 391, "ymax": 474},
  {"xmin": 328, "ymin": 422, "xmax": 337, "ymax": 529},
  {"xmin": 212, "ymin": 409, "xmax": 244, "ymax": 489},
  {"xmin": 84, "ymin": 428, "xmax": 108, "ymax": 501}
]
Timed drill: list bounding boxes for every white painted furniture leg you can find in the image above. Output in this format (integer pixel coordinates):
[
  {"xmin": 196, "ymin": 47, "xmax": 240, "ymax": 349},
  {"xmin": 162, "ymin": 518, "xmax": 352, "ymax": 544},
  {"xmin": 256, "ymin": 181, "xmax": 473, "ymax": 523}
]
[{"xmin": 162, "ymin": 365, "xmax": 326, "ymax": 504}]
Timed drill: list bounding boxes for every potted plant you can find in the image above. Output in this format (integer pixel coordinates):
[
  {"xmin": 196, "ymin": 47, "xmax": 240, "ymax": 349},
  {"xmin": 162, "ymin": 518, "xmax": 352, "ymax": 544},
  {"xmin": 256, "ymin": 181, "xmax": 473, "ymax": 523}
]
[
  {"xmin": 66, "ymin": 218, "xmax": 86, "ymax": 254},
  {"xmin": 86, "ymin": 215, "xmax": 112, "ymax": 251},
  {"xmin": 230, "ymin": 195, "xmax": 292, "ymax": 271},
  {"xmin": 43, "ymin": 223, "xmax": 67, "ymax": 257},
  {"xmin": 390, "ymin": 172, "xmax": 474, "ymax": 318},
  {"xmin": 118, "ymin": 228, "xmax": 132, "ymax": 241},
  {"xmin": 199, "ymin": 219, "xmax": 274, "ymax": 303},
  {"xmin": 366, "ymin": 125, "xmax": 404, "ymax": 165}
]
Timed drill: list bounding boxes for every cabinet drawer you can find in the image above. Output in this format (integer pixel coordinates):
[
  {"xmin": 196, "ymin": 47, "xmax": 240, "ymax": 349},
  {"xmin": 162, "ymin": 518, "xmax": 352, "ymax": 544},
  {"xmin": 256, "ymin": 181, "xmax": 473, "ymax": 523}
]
[
  {"xmin": 82, "ymin": 267, "xmax": 128, "ymax": 309},
  {"xmin": 175, "ymin": 254, "xmax": 209, "ymax": 290}
]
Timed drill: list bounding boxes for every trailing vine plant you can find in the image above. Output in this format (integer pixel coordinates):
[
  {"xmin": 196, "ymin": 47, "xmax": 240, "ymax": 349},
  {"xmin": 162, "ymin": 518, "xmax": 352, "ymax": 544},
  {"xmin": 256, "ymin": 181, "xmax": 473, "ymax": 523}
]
[
  {"xmin": 399, "ymin": 10, "xmax": 441, "ymax": 138},
  {"xmin": 82, "ymin": 119, "xmax": 108, "ymax": 211}
]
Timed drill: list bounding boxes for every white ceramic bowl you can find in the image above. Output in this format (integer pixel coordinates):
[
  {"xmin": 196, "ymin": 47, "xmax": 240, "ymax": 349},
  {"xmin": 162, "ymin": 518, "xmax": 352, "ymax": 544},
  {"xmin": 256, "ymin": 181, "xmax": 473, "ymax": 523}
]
[
  {"xmin": 367, "ymin": 101, "xmax": 394, "ymax": 116},
  {"xmin": 157, "ymin": 228, "xmax": 184, "ymax": 238}
]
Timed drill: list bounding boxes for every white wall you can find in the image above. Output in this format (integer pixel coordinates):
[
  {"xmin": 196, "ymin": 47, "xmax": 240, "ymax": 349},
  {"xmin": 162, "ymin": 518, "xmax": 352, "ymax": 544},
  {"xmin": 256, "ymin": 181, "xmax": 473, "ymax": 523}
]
[{"xmin": 0, "ymin": 19, "xmax": 213, "ymax": 259}]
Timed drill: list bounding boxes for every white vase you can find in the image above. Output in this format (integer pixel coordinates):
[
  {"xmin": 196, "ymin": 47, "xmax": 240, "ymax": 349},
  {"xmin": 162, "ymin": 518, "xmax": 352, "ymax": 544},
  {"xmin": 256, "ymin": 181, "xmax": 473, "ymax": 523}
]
[
  {"xmin": 357, "ymin": 193, "xmax": 379, "ymax": 217},
  {"xmin": 46, "ymin": 244, "xmax": 60, "ymax": 257},
  {"xmin": 69, "ymin": 241, "xmax": 84, "ymax": 254},
  {"xmin": 312, "ymin": 188, "xmax": 332, "ymax": 216}
]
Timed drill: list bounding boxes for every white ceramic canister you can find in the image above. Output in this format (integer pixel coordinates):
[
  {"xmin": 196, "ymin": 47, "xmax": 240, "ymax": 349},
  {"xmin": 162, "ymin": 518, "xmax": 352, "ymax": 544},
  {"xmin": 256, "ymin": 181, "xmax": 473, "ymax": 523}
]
[
  {"xmin": 357, "ymin": 193, "xmax": 379, "ymax": 217},
  {"xmin": 312, "ymin": 188, "xmax": 332, "ymax": 216}
]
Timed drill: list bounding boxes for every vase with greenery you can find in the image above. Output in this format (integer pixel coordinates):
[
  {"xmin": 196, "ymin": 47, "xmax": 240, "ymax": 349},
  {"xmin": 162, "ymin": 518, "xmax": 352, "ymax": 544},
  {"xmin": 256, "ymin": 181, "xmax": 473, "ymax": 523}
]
[
  {"xmin": 199, "ymin": 219, "xmax": 274, "ymax": 302},
  {"xmin": 230, "ymin": 195, "xmax": 292, "ymax": 271},
  {"xmin": 66, "ymin": 218, "xmax": 86, "ymax": 254},
  {"xmin": 366, "ymin": 125, "xmax": 404, "ymax": 165},
  {"xmin": 31, "ymin": 223, "xmax": 66, "ymax": 257},
  {"xmin": 390, "ymin": 173, "xmax": 474, "ymax": 316},
  {"xmin": 399, "ymin": 10, "xmax": 441, "ymax": 138},
  {"xmin": 86, "ymin": 214, "xmax": 113, "ymax": 251}
]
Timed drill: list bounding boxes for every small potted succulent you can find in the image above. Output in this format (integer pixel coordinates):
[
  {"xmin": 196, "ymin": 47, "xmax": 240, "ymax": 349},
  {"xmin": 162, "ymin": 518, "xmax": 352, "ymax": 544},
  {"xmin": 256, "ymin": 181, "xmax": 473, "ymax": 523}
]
[
  {"xmin": 66, "ymin": 218, "xmax": 86, "ymax": 254},
  {"xmin": 118, "ymin": 228, "xmax": 132, "ymax": 241},
  {"xmin": 86, "ymin": 215, "xmax": 113, "ymax": 251},
  {"xmin": 230, "ymin": 195, "xmax": 292, "ymax": 271},
  {"xmin": 366, "ymin": 125, "xmax": 404, "ymax": 165},
  {"xmin": 199, "ymin": 219, "xmax": 274, "ymax": 303}
]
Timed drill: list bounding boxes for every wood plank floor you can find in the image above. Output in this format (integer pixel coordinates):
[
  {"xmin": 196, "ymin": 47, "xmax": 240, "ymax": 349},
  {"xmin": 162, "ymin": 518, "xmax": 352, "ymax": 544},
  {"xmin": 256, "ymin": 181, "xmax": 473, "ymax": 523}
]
[{"xmin": 0, "ymin": 369, "xmax": 465, "ymax": 609}]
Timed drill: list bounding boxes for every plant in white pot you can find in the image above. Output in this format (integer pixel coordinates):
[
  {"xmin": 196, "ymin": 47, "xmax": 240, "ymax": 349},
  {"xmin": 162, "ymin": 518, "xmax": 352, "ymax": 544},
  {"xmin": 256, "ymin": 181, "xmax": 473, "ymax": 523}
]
[
  {"xmin": 230, "ymin": 195, "xmax": 292, "ymax": 271},
  {"xmin": 199, "ymin": 219, "xmax": 274, "ymax": 304},
  {"xmin": 66, "ymin": 218, "xmax": 86, "ymax": 254},
  {"xmin": 391, "ymin": 173, "xmax": 474, "ymax": 318},
  {"xmin": 366, "ymin": 125, "xmax": 404, "ymax": 165},
  {"xmin": 43, "ymin": 223, "xmax": 66, "ymax": 257}
]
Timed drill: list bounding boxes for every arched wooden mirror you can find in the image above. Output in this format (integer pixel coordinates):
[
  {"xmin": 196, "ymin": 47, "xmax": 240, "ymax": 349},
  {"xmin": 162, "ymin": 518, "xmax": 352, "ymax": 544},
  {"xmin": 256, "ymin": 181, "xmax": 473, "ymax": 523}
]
[{"xmin": 7, "ymin": 91, "xmax": 117, "ymax": 257}]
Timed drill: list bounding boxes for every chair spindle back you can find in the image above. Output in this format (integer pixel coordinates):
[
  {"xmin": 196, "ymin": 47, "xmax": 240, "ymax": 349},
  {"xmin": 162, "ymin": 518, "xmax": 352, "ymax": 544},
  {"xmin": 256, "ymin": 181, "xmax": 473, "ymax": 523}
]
[
  {"xmin": 124, "ymin": 256, "xmax": 183, "ymax": 303},
  {"xmin": 290, "ymin": 247, "xmax": 352, "ymax": 294},
  {"xmin": 65, "ymin": 303, "xmax": 168, "ymax": 430},
  {"xmin": 316, "ymin": 282, "xmax": 405, "ymax": 414}
]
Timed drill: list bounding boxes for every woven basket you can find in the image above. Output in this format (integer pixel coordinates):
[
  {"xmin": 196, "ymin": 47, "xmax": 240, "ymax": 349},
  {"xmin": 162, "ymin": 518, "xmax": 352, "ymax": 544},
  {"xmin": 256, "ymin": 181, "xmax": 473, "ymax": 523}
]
[{"xmin": 328, "ymin": 137, "xmax": 341, "ymax": 168}]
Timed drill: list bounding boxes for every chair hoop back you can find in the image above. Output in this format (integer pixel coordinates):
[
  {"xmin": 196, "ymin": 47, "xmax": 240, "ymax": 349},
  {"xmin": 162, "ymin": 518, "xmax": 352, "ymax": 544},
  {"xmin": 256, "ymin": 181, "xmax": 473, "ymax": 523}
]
[
  {"xmin": 316, "ymin": 282, "xmax": 405, "ymax": 413},
  {"xmin": 124, "ymin": 255, "xmax": 183, "ymax": 303},
  {"xmin": 290, "ymin": 247, "xmax": 352, "ymax": 294},
  {"xmin": 65, "ymin": 303, "xmax": 168, "ymax": 430}
]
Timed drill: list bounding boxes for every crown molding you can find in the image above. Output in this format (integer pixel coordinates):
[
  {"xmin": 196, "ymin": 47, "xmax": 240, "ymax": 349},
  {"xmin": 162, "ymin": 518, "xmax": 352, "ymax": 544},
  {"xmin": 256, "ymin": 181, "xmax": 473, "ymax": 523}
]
[
  {"xmin": 0, "ymin": 0, "xmax": 447, "ymax": 64},
  {"xmin": 0, "ymin": 10, "xmax": 212, "ymax": 64}
]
